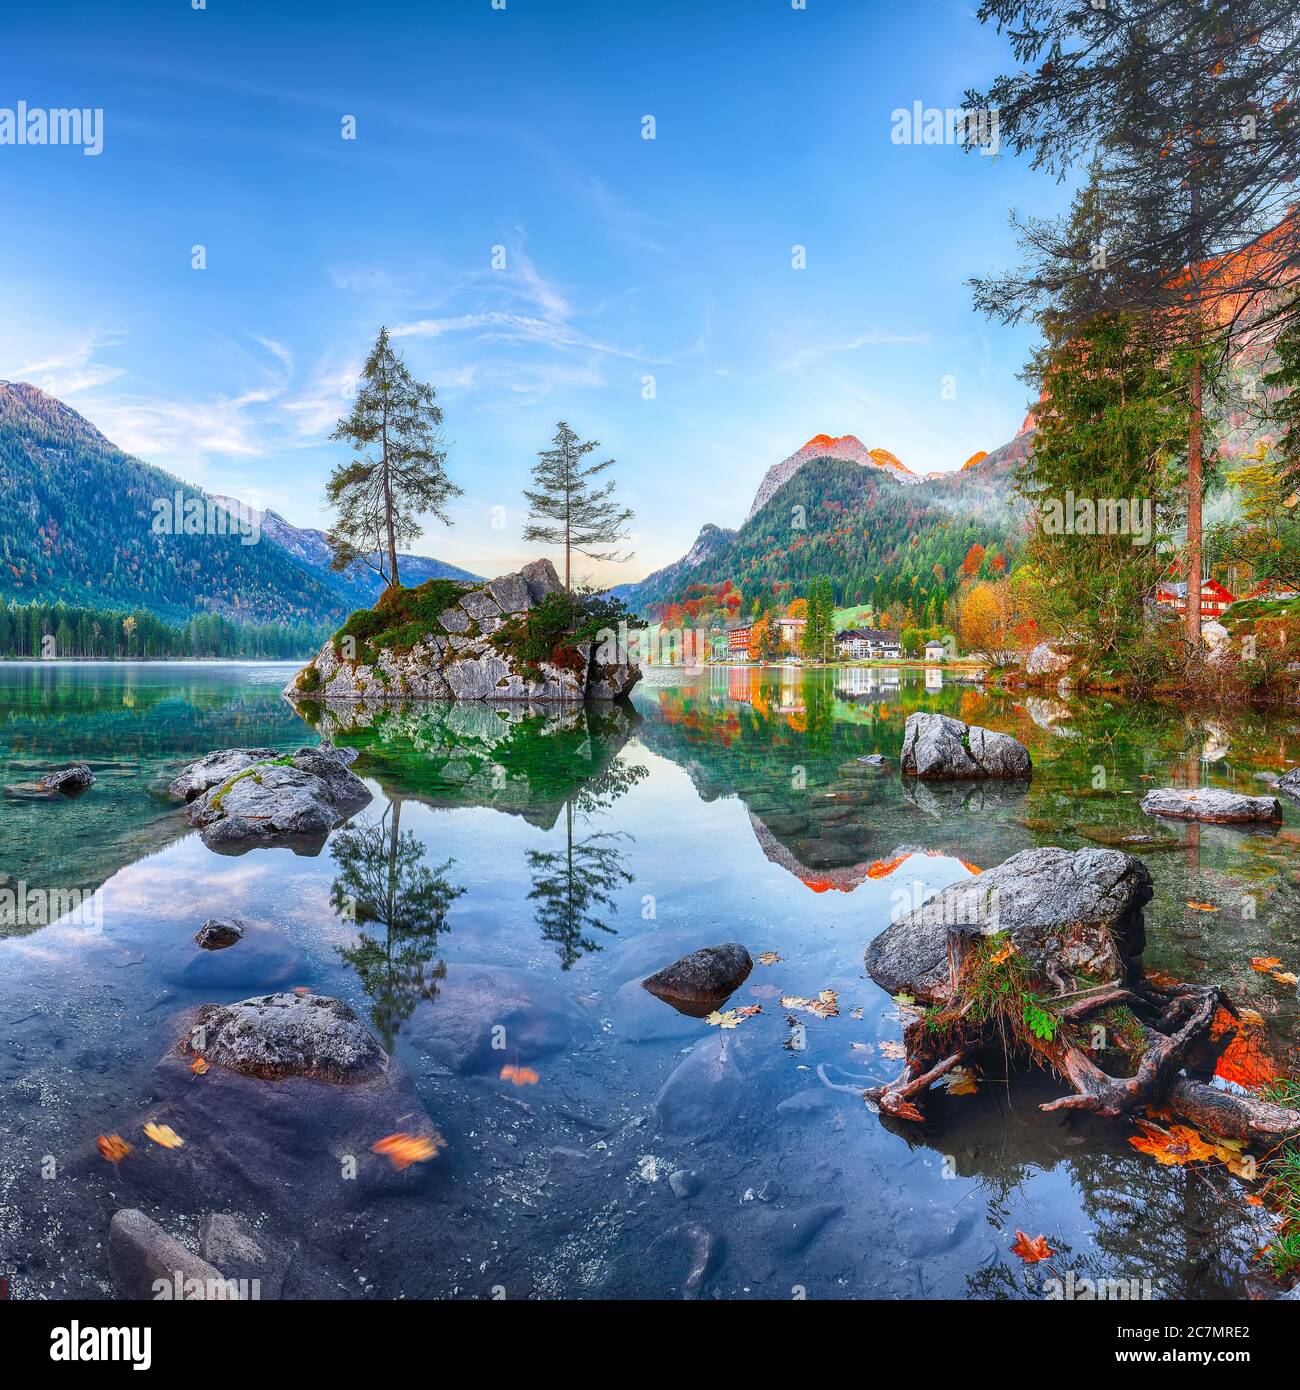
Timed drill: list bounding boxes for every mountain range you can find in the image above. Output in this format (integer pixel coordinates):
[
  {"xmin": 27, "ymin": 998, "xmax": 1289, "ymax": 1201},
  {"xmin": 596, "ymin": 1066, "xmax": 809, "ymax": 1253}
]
[
  {"xmin": 614, "ymin": 421, "xmax": 1032, "ymax": 616},
  {"xmin": 0, "ymin": 381, "xmax": 477, "ymax": 626}
]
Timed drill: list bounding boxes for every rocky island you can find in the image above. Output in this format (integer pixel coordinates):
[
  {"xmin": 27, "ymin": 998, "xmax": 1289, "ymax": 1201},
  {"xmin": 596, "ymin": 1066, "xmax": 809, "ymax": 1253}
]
[{"xmin": 284, "ymin": 559, "xmax": 640, "ymax": 704}]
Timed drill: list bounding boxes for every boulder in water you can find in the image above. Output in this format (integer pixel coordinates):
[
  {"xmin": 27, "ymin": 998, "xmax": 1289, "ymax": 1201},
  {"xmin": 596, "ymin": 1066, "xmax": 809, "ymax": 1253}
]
[{"xmin": 899, "ymin": 712, "xmax": 1031, "ymax": 780}]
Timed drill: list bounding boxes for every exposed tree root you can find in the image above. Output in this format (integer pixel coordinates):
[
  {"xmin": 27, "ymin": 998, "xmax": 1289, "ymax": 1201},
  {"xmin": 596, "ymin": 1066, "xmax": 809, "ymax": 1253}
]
[
  {"xmin": 867, "ymin": 969, "xmax": 1300, "ymax": 1148},
  {"xmin": 1170, "ymin": 1078, "xmax": 1300, "ymax": 1143}
]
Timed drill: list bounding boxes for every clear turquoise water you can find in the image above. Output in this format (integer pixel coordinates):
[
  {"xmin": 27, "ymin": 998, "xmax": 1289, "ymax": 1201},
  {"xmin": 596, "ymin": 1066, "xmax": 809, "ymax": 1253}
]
[{"xmin": 1, "ymin": 661, "xmax": 1299, "ymax": 1299}]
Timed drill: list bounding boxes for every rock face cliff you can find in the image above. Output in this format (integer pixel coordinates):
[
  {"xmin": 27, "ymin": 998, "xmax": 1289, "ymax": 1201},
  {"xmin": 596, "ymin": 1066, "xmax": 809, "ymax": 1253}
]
[{"xmin": 285, "ymin": 559, "xmax": 641, "ymax": 704}]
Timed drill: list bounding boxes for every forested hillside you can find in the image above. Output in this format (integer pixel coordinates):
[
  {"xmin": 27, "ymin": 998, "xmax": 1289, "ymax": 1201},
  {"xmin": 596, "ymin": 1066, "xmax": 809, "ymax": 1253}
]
[
  {"xmin": 628, "ymin": 434, "xmax": 1029, "ymax": 626},
  {"xmin": 0, "ymin": 382, "xmax": 475, "ymax": 629}
]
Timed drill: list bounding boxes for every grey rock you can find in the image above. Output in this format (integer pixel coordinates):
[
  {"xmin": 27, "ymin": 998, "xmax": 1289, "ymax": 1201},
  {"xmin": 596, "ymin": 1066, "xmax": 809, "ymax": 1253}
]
[
  {"xmin": 444, "ymin": 646, "xmax": 515, "ymax": 700},
  {"xmin": 438, "ymin": 606, "xmax": 472, "ymax": 634},
  {"xmin": 167, "ymin": 748, "xmax": 280, "ymax": 803},
  {"xmin": 520, "ymin": 557, "xmax": 564, "ymax": 602},
  {"xmin": 108, "ymin": 1208, "xmax": 238, "ymax": 1300},
  {"xmin": 858, "ymin": 754, "xmax": 886, "ymax": 767},
  {"xmin": 184, "ymin": 746, "xmax": 371, "ymax": 852},
  {"xmin": 643, "ymin": 943, "xmax": 753, "ymax": 1010},
  {"xmin": 199, "ymin": 1213, "xmax": 289, "ymax": 1298},
  {"xmin": 669, "ymin": 1169, "xmax": 699, "ymax": 1199},
  {"xmin": 40, "ymin": 763, "xmax": 95, "ymax": 794},
  {"xmin": 1025, "ymin": 643, "xmax": 1071, "ymax": 678},
  {"xmin": 183, "ymin": 992, "xmax": 388, "ymax": 1083},
  {"xmin": 1281, "ymin": 767, "xmax": 1300, "ymax": 804},
  {"xmin": 195, "ymin": 917, "xmax": 245, "ymax": 950},
  {"xmin": 865, "ymin": 845, "xmax": 1151, "ymax": 1004},
  {"xmin": 899, "ymin": 712, "xmax": 1032, "ymax": 780},
  {"xmin": 459, "ymin": 589, "xmax": 502, "ymax": 621},
  {"xmin": 487, "ymin": 572, "xmax": 533, "ymax": 614},
  {"xmin": 656, "ymin": 1034, "xmax": 750, "ymax": 1139},
  {"xmin": 681, "ymin": 1223, "xmax": 719, "ymax": 1299},
  {"xmin": 1141, "ymin": 787, "xmax": 1282, "ymax": 824}
]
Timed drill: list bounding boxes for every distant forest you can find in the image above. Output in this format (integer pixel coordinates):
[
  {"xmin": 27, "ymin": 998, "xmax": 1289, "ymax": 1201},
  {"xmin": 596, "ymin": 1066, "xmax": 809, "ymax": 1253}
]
[{"xmin": 0, "ymin": 600, "xmax": 330, "ymax": 661}]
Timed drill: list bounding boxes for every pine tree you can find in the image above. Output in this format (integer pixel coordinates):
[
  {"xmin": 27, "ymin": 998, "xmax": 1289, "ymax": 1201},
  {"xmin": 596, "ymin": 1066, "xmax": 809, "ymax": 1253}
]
[
  {"xmin": 326, "ymin": 327, "xmax": 461, "ymax": 591},
  {"xmin": 523, "ymin": 422, "xmax": 633, "ymax": 591}
]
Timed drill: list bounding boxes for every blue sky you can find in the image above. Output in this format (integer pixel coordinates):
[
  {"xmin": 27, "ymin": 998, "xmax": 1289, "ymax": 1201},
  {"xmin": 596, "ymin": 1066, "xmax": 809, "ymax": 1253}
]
[{"xmin": 0, "ymin": 0, "xmax": 1071, "ymax": 585}]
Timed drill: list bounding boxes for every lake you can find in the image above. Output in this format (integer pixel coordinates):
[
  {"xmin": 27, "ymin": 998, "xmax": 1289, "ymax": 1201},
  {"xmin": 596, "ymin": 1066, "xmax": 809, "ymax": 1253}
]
[{"xmin": 2, "ymin": 660, "xmax": 1298, "ymax": 1299}]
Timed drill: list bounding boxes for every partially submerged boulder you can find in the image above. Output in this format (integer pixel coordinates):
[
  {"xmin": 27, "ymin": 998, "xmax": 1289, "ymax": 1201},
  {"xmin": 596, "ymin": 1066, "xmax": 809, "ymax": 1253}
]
[
  {"xmin": 865, "ymin": 846, "xmax": 1150, "ymax": 1005},
  {"xmin": 1141, "ymin": 787, "xmax": 1282, "ymax": 825},
  {"xmin": 195, "ymin": 917, "xmax": 245, "ymax": 950},
  {"xmin": 180, "ymin": 992, "xmax": 387, "ymax": 1083},
  {"xmin": 1279, "ymin": 767, "xmax": 1300, "ymax": 805},
  {"xmin": 5, "ymin": 762, "xmax": 96, "ymax": 800},
  {"xmin": 643, "ymin": 943, "xmax": 753, "ymax": 1016},
  {"xmin": 899, "ymin": 712, "xmax": 1032, "ymax": 780},
  {"xmin": 181, "ymin": 745, "xmax": 371, "ymax": 853},
  {"xmin": 285, "ymin": 559, "xmax": 640, "ymax": 704},
  {"xmin": 167, "ymin": 748, "xmax": 279, "ymax": 803},
  {"xmin": 41, "ymin": 763, "xmax": 95, "ymax": 795}
]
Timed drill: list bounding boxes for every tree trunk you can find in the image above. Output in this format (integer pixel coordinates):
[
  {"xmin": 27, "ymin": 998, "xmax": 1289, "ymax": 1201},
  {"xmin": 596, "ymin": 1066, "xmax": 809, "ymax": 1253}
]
[
  {"xmin": 383, "ymin": 413, "xmax": 399, "ymax": 590},
  {"xmin": 1184, "ymin": 351, "xmax": 1203, "ymax": 649}
]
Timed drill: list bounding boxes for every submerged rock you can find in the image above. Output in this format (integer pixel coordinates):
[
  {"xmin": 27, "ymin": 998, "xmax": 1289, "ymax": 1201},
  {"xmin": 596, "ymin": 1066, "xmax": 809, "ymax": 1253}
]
[
  {"xmin": 1141, "ymin": 787, "xmax": 1282, "ymax": 825},
  {"xmin": 643, "ymin": 943, "xmax": 753, "ymax": 1013},
  {"xmin": 865, "ymin": 845, "xmax": 1151, "ymax": 1004},
  {"xmin": 405, "ymin": 962, "xmax": 584, "ymax": 1074},
  {"xmin": 181, "ymin": 992, "xmax": 387, "ymax": 1083},
  {"xmin": 182, "ymin": 745, "xmax": 371, "ymax": 853},
  {"xmin": 899, "ymin": 712, "xmax": 1032, "ymax": 780},
  {"xmin": 108, "ymin": 1208, "xmax": 234, "ymax": 1300},
  {"xmin": 162, "ymin": 923, "xmax": 302, "ymax": 992},
  {"xmin": 195, "ymin": 917, "xmax": 245, "ymax": 950}
]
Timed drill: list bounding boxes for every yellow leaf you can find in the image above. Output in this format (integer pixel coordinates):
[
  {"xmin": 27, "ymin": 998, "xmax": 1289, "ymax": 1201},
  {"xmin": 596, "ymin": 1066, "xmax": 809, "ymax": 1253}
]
[
  {"xmin": 143, "ymin": 1122, "xmax": 184, "ymax": 1150},
  {"xmin": 757, "ymin": 951, "xmax": 782, "ymax": 966},
  {"xmin": 942, "ymin": 1066, "xmax": 979, "ymax": 1096}
]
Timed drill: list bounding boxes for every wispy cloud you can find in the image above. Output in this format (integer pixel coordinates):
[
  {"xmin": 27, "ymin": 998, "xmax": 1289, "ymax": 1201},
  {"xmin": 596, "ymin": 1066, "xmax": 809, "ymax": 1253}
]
[
  {"xmin": 778, "ymin": 330, "xmax": 930, "ymax": 373},
  {"xmin": 6, "ymin": 331, "xmax": 125, "ymax": 397}
]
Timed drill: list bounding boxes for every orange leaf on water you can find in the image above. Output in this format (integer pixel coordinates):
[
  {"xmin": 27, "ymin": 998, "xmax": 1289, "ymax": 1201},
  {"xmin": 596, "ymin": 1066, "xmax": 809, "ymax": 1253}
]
[
  {"xmin": 1251, "ymin": 957, "xmax": 1283, "ymax": 972},
  {"xmin": 96, "ymin": 1134, "xmax": 132, "ymax": 1164},
  {"xmin": 1129, "ymin": 1120, "xmax": 1216, "ymax": 1166},
  {"xmin": 371, "ymin": 1132, "xmax": 446, "ymax": 1170},
  {"xmin": 1187, "ymin": 902, "xmax": 1218, "ymax": 912},
  {"xmin": 1011, "ymin": 1230, "xmax": 1054, "ymax": 1263},
  {"xmin": 189, "ymin": 1056, "xmax": 209, "ymax": 1076},
  {"xmin": 499, "ymin": 1064, "xmax": 540, "ymax": 1086}
]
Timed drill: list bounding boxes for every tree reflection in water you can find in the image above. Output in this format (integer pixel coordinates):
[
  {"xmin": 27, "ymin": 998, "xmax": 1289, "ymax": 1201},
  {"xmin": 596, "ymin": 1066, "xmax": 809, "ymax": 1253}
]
[
  {"xmin": 527, "ymin": 755, "xmax": 648, "ymax": 969},
  {"xmin": 330, "ymin": 796, "xmax": 464, "ymax": 1048}
]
